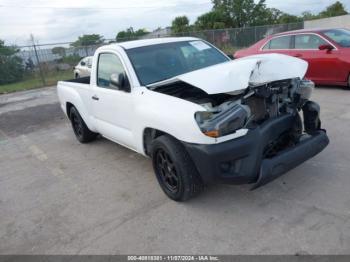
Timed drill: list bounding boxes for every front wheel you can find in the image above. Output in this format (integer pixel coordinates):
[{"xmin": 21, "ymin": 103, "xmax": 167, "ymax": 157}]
[
  {"xmin": 151, "ymin": 135, "xmax": 203, "ymax": 202},
  {"xmin": 69, "ymin": 107, "xmax": 97, "ymax": 143}
]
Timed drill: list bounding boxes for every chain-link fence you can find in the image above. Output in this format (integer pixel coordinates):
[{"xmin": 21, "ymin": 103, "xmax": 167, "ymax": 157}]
[{"xmin": 0, "ymin": 22, "xmax": 303, "ymax": 93}]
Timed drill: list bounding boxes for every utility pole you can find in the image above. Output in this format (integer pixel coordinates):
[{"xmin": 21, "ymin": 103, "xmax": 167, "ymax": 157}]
[{"xmin": 30, "ymin": 34, "xmax": 46, "ymax": 86}]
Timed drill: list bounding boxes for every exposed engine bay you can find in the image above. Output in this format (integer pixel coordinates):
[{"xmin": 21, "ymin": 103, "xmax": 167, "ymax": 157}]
[{"xmin": 153, "ymin": 78, "xmax": 319, "ymax": 157}]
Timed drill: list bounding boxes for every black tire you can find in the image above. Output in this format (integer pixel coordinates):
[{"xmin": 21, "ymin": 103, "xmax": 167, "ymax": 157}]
[
  {"xmin": 69, "ymin": 106, "xmax": 97, "ymax": 143},
  {"xmin": 151, "ymin": 135, "xmax": 203, "ymax": 202},
  {"xmin": 348, "ymin": 74, "xmax": 350, "ymax": 88},
  {"xmin": 75, "ymin": 73, "xmax": 79, "ymax": 79}
]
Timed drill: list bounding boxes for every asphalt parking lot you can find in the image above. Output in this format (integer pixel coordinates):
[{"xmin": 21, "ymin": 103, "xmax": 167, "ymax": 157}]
[{"xmin": 0, "ymin": 86, "xmax": 350, "ymax": 255}]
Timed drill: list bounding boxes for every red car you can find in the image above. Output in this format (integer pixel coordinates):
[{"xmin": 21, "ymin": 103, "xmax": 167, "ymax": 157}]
[{"xmin": 234, "ymin": 28, "xmax": 350, "ymax": 87}]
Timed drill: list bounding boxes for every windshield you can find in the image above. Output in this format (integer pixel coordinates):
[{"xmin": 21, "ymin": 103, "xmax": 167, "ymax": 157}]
[
  {"xmin": 126, "ymin": 40, "xmax": 229, "ymax": 86},
  {"xmin": 323, "ymin": 29, "xmax": 350, "ymax": 47}
]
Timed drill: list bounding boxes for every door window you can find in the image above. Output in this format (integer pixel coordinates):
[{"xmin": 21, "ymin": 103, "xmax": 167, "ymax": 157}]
[
  {"xmin": 294, "ymin": 34, "xmax": 327, "ymax": 49},
  {"xmin": 263, "ymin": 35, "xmax": 292, "ymax": 50},
  {"xmin": 323, "ymin": 29, "xmax": 350, "ymax": 47},
  {"xmin": 97, "ymin": 53, "xmax": 128, "ymax": 89}
]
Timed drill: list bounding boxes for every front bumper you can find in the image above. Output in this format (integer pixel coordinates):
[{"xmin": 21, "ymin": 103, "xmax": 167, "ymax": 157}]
[{"xmin": 183, "ymin": 113, "xmax": 329, "ymax": 189}]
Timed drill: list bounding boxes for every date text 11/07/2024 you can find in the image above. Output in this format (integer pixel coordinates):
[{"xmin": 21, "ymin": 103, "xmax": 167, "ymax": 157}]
[{"xmin": 127, "ymin": 255, "xmax": 220, "ymax": 261}]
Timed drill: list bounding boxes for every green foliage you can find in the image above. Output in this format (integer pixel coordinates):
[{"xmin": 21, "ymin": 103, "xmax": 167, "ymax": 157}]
[
  {"xmin": 212, "ymin": 0, "xmax": 268, "ymax": 27},
  {"xmin": 60, "ymin": 54, "xmax": 81, "ymax": 66},
  {"xmin": 300, "ymin": 2, "xmax": 348, "ymax": 21},
  {"xmin": 278, "ymin": 14, "xmax": 302, "ymax": 24},
  {"xmin": 195, "ymin": 10, "xmax": 228, "ymax": 30},
  {"xmin": 71, "ymin": 34, "xmax": 104, "ymax": 47},
  {"xmin": 319, "ymin": 1, "xmax": 348, "ymax": 18},
  {"xmin": 0, "ymin": 70, "xmax": 73, "ymax": 94},
  {"xmin": 117, "ymin": 28, "xmax": 134, "ymax": 40},
  {"xmin": 0, "ymin": 40, "xmax": 24, "ymax": 85},
  {"xmin": 135, "ymin": 28, "xmax": 149, "ymax": 37},
  {"xmin": 116, "ymin": 27, "xmax": 149, "ymax": 41},
  {"xmin": 191, "ymin": 0, "xmax": 348, "ymax": 31},
  {"xmin": 301, "ymin": 11, "xmax": 317, "ymax": 20},
  {"xmin": 171, "ymin": 16, "xmax": 190, "ymax": 34},
  {"xmin": 210, "ymin": 0, "xmax": 305, "ymax": 26},
  {"xmin": 0, "ymin": 40, "xmax": 18, "ymax": 56},
  {"xmin": 52, "ymin": 46, "xmax": 66, "ymax": 57}
]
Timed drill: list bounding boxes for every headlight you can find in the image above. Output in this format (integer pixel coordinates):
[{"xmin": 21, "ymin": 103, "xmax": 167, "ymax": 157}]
[
  {"xmin": 195, "ymin": 104, "xmax": 249, "ymax": 138},
  {"xmin": 297, "ymin": 79, "xmax": 314, "ymax": 100}
]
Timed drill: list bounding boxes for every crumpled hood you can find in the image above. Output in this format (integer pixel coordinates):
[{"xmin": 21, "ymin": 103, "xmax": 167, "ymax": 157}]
[{"xmin": 150, "ymin": 53, "xmax": 308, "ymax": 95}]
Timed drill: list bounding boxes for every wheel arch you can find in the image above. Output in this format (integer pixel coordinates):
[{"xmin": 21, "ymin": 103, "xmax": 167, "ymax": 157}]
[
  {"xmin": 142, "ymin": 127, "xmax": 183, "ymax": 157},
  {"xmin": 142, "ymin": 127, "xmax": 167, "ymax": 157},
  {"xmin": 66, "ymin": 102, "xmax": 74, "ymax": 120},
  {"xmin": 64, "ymin": 100, "xmax": 97, "ymax": 132}
]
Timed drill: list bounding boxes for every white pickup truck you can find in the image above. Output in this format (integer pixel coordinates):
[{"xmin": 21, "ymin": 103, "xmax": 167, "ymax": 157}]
[{"xmin": 57, "ymin": 37, "xmax": 329, "ymax": 201}]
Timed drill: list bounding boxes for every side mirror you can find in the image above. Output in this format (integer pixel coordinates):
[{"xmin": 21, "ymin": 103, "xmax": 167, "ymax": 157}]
[
  {"xmin": 319, "ymin": 44, "xmax": 334, "ymax": 51},
  {"xmin": 110, "ymin": 73, "xmax": 131, "ymax": 92}
]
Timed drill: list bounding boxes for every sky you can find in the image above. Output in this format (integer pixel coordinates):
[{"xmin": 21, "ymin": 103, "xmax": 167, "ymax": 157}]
[{"xmin": 0, "ymin": 0, "xmax": 349, "ymax": 46}]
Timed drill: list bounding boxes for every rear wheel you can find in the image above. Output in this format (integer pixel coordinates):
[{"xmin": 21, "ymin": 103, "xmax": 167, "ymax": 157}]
[
  {"xmin": 69, "ymin": 107, "xmax": 97, "ymax": 143},
  {"xmin": 348, "ymin": 74, "xmax": 350, "ymax": 88},
  {"xmin": 151, "ymin": 135, "xmax": 203, "ymax": 202},
  {"xmin": 75, "ymin": 73, "xmax": 79, "ymax": 79}
]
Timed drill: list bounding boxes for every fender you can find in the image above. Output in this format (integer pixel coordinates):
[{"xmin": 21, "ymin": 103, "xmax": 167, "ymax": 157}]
[
  {"xmin": 132, "ymin": 87, "xmax": 248, "ymax": 155},
  {"xmin": 57, "ymin": 81, "xmax": 98, "ymax": 132}
]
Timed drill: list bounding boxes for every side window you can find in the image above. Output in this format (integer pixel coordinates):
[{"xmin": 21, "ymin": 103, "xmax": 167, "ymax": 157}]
[
  {"xmin": 294, "ymin": 34, "xmax": 327, "ymax": 49},
  {"xmin": 264, "ymin": 35, "xmax": 292, "ymax": 50},
  {"xmin": 97, "ymin": 53, "xmax": 127, "ymax": 89}
]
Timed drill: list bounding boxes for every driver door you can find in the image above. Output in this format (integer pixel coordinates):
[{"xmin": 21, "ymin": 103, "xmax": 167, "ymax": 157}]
[
  {"xmin": 291, "ymin": 34, "xmax": 341, "ymax": 83},
  {"xmin": 91, "ymin": 52, "xmax": 136, "ymax": 150}
]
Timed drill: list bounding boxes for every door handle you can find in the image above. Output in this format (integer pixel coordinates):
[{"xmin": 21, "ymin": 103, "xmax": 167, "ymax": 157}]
[
  {"xmin": 294, "ymin": 54, "xmax": 302, "ymax": 58},
  {"xmin": 92, "ymin": 95, "xmax": 99, "ymax": 101}
]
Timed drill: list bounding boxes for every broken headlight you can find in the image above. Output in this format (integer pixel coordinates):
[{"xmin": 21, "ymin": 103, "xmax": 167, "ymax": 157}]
[
  {"xmin": 195, "ymin": 104, "xmax": 249, "ymax": 138},
  {"xmin": 296, "ymin": 79, "xmax": 314, "ymax": 100}
]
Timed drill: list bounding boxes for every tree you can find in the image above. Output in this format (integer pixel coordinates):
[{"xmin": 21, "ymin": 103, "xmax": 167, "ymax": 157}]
[
  {"xmin": 254, "ymin": 7, "xmax": 282, "ymax": 25},
  {"xmin": 278, "ymin": 14, "xmax": 301, "ymax": 24},
  {"xmin": 116, "ymin": 27, "xmax": 135, "ymax": 40},
  {"xmin": 301, "ymin": 11, "xmax": 317, "ymax": 20},
  {"xmin": 52, "ymin": 46, "xmax": 66, "ymax": 57},
  {"xmin": 71, "ymin": 34, "xmax": 103, "ymax": 57},
  {"xmin": 116, "ymin": 27, "xmax": 149, "ymax": 41},
  {"xmin": 212, "ymin": 0, "xmax": 269, "ymax": 27},
  {"xmin": 171, "ymin": 16, "xmax": 190, "ymax": 34},
  {"xmin": 0, "ymin": 40, "xmax": 24, "ymax": 85},
  {"xmin": 318, "ymin": 1, "xmax": 348, "ymax": 18},
  {"xmin": 134, "ymin": 28, "xmax": 149, "ymax": 37},
  {"xmin": 71, "ymin": 34, "xmax": 104, "ymax": 47},
  {"xmin": 195, "ymin": 10, "xmax": 228, "ymax": 30}
]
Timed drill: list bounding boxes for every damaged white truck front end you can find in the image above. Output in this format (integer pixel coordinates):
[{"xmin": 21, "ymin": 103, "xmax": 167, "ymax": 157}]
[
  {"xmin": 58, "ymin": 38, "xmax": 329, "ymax": 201},
  {"xmin": 147, "ymin": 53, "xmax": 329, "ymax": 192},
  {"xmin": 149, "ymin": 53, "xmax": 314, "ymax": 139}
]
